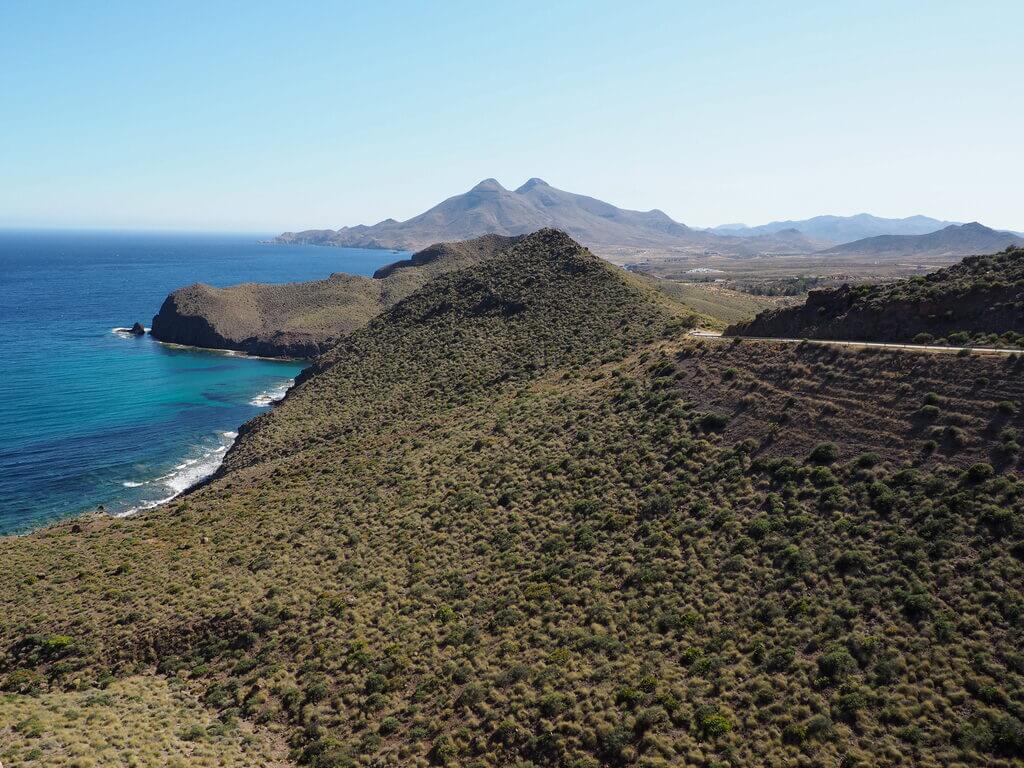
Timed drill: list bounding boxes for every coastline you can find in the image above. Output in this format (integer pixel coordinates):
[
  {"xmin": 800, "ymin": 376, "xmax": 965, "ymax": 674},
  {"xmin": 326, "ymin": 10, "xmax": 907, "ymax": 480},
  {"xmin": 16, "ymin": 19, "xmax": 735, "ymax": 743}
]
[
  {"xmin": 1, "ymin": 343, "xmax": 304, "ymax": 540},
  {"xmin": 151, "ymin": 337, "xmax": 311, "ymax": 363},
  {"xmin": 114, "ymin": 325, "xmax": 311, "ymax": 362}
]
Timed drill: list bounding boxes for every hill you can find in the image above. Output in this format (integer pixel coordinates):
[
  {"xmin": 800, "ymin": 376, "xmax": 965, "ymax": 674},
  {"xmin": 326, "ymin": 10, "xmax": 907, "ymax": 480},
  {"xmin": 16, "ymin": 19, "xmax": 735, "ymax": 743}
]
[
  {"xmin": 151, "ymin": 234, "xmax": 520, "ymax": 356},
  {"xmin": 2, "ymin": 231, "xmax": 1023, "ymax": 767},
  {"xmin": 728, "ymin": 246, "xmax": 1024, "ymax": 345},
  {"xmin": 712, "ymin": 213, "xmax": 956, "ymax": 244},
  {"xmin": 816, "ymin": 222, "xmax": 1024, "ymax": 260}
]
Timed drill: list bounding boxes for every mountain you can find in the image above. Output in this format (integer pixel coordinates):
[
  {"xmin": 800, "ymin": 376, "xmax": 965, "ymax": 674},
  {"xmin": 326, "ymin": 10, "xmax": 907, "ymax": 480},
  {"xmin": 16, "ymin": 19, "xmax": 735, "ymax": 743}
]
[
  {"xmin": 4, "ymin": 231, "xmax": 1024, "ymax": 767},
  {"xmin": 151, "ymin": 234, "xmax": 520, "ymax": 357},
  {"xmin": 276, "ymin": 178, "xmax": 839, "ymax": 257},
  {"xmin": 712, "ymin": 213, "xmax": 958, "ymax": 244},
  {"xmin": 727, "ymin": 245, "xmax": 1024, "ymax": 344},
  {"xmin": 277, "ymin": 177, "xmax": 703, "ymax": 252},
  {"xmin": 817, "ymin": 222, "xmax": 1024, "ymax": 260}
]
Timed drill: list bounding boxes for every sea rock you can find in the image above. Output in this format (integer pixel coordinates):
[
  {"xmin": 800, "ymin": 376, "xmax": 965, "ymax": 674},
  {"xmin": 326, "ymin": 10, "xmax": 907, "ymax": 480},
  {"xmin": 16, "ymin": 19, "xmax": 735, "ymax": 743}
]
[{"xmin": 130, "ymin": 322, "xmax": 146, "ymax": 336}]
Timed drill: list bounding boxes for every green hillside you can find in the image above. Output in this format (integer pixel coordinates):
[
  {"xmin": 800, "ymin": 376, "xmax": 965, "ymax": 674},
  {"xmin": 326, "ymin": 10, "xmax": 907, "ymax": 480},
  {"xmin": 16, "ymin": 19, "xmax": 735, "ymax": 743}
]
[{"xmin": 2, "ymin": 231, "xmax": 1023, "ymax": 768}]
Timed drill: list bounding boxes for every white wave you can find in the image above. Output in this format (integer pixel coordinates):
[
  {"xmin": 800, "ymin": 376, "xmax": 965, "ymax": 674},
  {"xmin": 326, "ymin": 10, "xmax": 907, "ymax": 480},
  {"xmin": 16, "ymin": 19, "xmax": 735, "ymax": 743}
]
[
  {"xmin": 249, "ymin": 379, "xmax": 294, "ymax": 407},
  {"xmin": 121, "ymin": 480, "xmax": 145, "ymax": 488},
  {"xmin": 111, "ymin": 326, "xmax": 150, "ymax": 337},
  {"xmin": 118, "ymin": 430, "xmax": 238, "ymax": 517}
]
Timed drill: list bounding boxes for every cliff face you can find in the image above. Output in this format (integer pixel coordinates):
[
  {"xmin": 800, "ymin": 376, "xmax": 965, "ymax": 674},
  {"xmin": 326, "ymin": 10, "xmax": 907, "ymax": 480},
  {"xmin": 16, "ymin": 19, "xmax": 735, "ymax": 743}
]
[
  {"xmin": 727, "ymin": 247, "xmax": 1024, "ymax": 344},
  {"xmin": 150, "ymin": 290, "xmax": 340, "ymax": 357},
  {"xmin": 150, "ymin": 234, "xmax": 521, "ymax": 357},
  {"xmin": 150, "ymin": 275, "xmax": 382, "ymax": 357}
]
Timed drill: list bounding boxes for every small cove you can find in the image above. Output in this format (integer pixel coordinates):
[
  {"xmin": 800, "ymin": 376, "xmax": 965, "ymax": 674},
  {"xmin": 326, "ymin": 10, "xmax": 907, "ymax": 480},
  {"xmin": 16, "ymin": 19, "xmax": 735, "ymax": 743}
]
[{"xmin": 0, "ymin": 230, "xmax": 403, "ymax": 534}]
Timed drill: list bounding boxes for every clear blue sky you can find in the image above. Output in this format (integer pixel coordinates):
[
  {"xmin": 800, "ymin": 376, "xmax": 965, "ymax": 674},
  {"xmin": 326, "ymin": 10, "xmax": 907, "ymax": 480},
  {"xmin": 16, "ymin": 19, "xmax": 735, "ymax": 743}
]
[{"xmin": 2, "ymin": 1, "xmax": 1022, "ymax": 232}]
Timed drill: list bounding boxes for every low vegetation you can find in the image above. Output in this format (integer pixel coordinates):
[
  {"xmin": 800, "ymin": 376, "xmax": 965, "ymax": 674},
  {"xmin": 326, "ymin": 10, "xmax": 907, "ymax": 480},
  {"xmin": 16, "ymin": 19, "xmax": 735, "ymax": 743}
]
[
  {"xmin": 0, "ymin": 676, "xmax": 289, "ymax": 767},
  {"xmin": 2, "ymin": 231, "xmax": 1022, "ymax": 766}
]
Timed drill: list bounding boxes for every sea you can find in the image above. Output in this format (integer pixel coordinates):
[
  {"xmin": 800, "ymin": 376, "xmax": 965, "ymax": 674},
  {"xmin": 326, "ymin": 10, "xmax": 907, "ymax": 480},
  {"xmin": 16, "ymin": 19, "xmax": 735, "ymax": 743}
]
[{"xmin": 0, "ymin": 230, "xmax": 402, "ymax": 535}]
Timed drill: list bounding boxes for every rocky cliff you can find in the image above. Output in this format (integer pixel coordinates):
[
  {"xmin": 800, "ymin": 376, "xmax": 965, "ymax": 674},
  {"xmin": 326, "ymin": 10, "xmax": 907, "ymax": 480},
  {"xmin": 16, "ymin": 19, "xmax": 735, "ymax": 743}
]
[{"xmin": 151, "ymin": 234, "xmax": 521, "ymax": 357}]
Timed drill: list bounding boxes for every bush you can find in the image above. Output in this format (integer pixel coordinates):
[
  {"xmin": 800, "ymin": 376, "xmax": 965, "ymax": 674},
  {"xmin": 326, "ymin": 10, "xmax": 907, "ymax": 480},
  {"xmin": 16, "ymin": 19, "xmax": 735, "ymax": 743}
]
[
  {"xmin": 818, "ymin": 647, "xmax": 857, "ymax": 682},
  {"xmin": 697, "ymin": 706, "xmax": 732, "ymax": 738},
  {"xmin": 856, "ymin": 452, "xmax": 880, "ymax": 468},
  {"xmin": 964, "ymin": 463, "xmax": 994, "ymax": 483},
  {"xmin": 2, "ymin": 668, "xmax": 42, "ymax": 694},
  {"xmin": 808, "ymin": 442, "xmax": 839, "ymax": 465},
  {"xmin": 698, "ymin": 412, "xmax": 729, "ymax": 431}
]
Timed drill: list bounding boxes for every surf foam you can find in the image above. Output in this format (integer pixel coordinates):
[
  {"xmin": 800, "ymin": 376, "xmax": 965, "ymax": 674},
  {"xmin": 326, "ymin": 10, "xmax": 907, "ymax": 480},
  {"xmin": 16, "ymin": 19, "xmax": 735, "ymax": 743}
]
[
  {"xmin": 118, "ymin": 430, "xmax": 238, "ymax": 516},
  {"xmin": 249, "ymin": 379, "xmax": 294, "ymax": 407}
]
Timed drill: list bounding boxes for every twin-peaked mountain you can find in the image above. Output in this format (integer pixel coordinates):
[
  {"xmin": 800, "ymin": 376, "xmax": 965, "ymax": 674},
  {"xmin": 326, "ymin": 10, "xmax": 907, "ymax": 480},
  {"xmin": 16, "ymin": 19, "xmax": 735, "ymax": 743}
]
[{"xmin": 277, "ymin": 178, "xmax": 703, "ymax": 252}]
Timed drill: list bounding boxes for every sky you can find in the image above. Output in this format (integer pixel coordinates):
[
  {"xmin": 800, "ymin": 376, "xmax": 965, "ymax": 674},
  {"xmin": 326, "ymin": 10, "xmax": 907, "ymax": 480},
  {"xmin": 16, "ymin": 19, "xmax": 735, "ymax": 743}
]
[{"xmin": 2, "ymin": 1, "xmax": 1022, "ymax": 233}]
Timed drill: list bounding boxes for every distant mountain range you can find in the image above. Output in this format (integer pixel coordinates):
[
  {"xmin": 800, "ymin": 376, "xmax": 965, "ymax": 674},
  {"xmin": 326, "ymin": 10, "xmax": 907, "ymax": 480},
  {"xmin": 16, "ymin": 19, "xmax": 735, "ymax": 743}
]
[
  {"xmin": 709, "ymin": 213, "xmax": 959, "ymax": 243},
  {"xmin": 818, "ymin": 222, "xmax": 1024, "ymax": 259},
  {"xmin": 277, "ymin": 178, "xmax": 1020, "ymax": 260}
]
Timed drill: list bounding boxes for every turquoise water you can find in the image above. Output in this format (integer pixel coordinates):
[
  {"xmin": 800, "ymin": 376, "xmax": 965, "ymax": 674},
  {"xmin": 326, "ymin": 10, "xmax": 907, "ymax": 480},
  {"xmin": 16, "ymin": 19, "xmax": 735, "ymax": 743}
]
[{"xmin": 0, "ymin": 230, "xmax": 402, "ymax": 534}]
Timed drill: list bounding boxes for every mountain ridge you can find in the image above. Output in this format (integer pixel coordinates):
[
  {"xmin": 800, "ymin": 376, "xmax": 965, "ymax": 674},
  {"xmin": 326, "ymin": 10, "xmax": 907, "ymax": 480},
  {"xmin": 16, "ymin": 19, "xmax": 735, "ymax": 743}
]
[
  {"xmin": 711, "ymin": 212, "xmax": 958, "ymax": 242},
  {"xmin": 816, "ymin": 222, "xmax": 1024, "ymax": 259},
  {"xmin": 277, "ymin": 179, "xmax": 1016, "ymax": 259},
  {"xmin": 276, "ymin": 178, "xmax": 709, "ymax": 252}
]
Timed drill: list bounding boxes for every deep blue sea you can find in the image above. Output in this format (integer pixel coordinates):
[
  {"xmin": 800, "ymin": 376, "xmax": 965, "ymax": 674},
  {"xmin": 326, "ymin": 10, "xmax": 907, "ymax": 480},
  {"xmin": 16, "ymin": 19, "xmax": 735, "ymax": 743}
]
[{"xmin": 0, "ymin": 230, "xmax": 402, "ymax": 535}]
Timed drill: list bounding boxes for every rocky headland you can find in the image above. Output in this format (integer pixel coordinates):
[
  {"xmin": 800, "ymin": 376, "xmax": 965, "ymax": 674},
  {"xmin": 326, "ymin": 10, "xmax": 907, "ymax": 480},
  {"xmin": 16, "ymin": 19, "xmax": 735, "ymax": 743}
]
[{"xmin": 150, "ymin": 234, "xmax": 521, "ymax": 357}]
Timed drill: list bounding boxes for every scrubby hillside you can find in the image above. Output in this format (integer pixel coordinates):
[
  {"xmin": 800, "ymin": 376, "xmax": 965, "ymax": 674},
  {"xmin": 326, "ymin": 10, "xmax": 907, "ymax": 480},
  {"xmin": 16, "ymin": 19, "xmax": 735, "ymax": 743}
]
[
  {"xmin": 151, "ymin": 234, "xmax": 521, "ymax": 357},
  {"xmin": 2, "ymin": 231, "xmax": 1024, "ymax": 768},
  {"xmin": 728, "ymin": 246, "xmax": 1024, "ymax": 346}
]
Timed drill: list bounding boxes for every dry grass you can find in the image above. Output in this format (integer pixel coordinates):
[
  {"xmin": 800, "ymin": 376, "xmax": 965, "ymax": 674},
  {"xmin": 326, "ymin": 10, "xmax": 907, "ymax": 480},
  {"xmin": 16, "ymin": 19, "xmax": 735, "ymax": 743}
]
[{"xmin": 0, "ymin": 676, "xmax": 290, "ymax": 767}]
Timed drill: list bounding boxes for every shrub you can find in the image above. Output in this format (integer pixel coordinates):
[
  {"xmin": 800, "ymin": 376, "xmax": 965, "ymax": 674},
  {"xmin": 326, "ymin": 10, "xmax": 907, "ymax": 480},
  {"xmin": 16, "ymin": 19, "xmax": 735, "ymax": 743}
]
[
  {"xmin": 991, "ymin": 715, "xmax": 1024, "ymax": 757},
  {"xmin": 808, "ymin": 442, "xmax": 839, "ymax": 465},
  {"xmin": 15, "ymin": 716, "xmax": 44, "ymax": 738},
  {"xmin": 698, "ymin": 412, "xmax": 729, "ymax": 432},
  {"xmin": 766, "ymin": 647, "xmax": 795, "ymax": 672},
  {"xmin": 697, "ymin": 707, "xmax": 732, "ymax": 739},
  {"xmin": 856, "ymin": 452, "xmax": 880, "ymax": 468},
  {"xmin": 901, "ymin": 591, "xmax": 933, "ymax": 619},
  {"xmin": 2, "ymin": 668, "xmax": 42, "ymax": 694},
  {"xmin": 818, "ymin": 647, "xmax": 857, "ymax": 682},
  {"xmin": 964, "ymin": 463, "xmax": 994, "ymax": 483},
  {"xmin": 806, "ymin": 714, "xmax": 835, "ymax": 741},
  {"xmin": 782, "ymin": 722, "xmax": 806, "ymax": 745},
  {"xmin": 834, "ymin": 686, "xmax": 867, "ymax": 723}
]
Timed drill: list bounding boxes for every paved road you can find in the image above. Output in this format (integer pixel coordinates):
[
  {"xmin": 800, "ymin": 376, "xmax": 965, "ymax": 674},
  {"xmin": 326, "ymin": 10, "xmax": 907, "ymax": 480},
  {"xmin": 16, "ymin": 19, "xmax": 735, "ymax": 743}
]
[{"xmin": 688, "ymin": 330, "xmax": 1023, "ymax": 356}]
